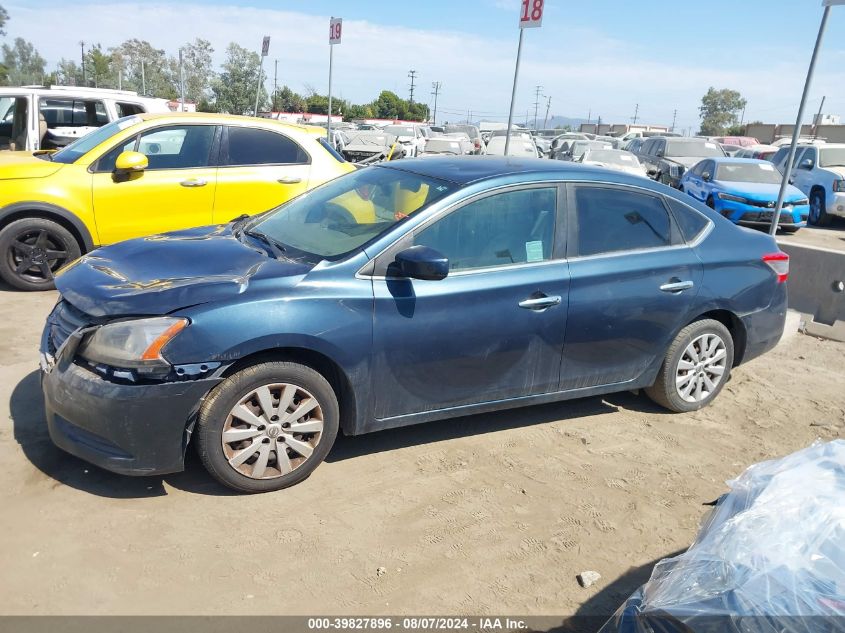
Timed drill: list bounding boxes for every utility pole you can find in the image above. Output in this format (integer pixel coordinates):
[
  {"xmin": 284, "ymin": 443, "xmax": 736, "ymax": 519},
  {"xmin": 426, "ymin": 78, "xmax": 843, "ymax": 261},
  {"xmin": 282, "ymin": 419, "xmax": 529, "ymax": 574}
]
[
  {"xmin": 740, "ymin": 104, "xmax": 746, "ymax": 128},
  {"xmin": 431, "ymin": 81, "xmax": 441, "ymax": 125},
  {"xmin": 273, "ymin": 59, "xmax": 278, "ymax": 112},
  {"xmin": 631, "ymin": 103, "xmax": 639, "ymax": 126},
  {"xmin": 178, "ymin": 48, "xmax": 185, "ymax": 111},
  {"xmin": 671, "ymin": 109, "xmax": 678, "ymax": 132},
  {"xmin": 79, "ymin": 41, "xmax": 86, "ymax": 86},
  {"xmin": 587, "ymin": 108, "xmax": 591, "ymax": 124},
  {"xmin": 140, "ymin": 61, "xmax": 146, "ymax": 96},
  {"xmin": 543, "ymin": 95, "xmax": 551, "ymax": 129},
  {"xmin": 532, "ymin": 85, "xmax": 543, "ymax": 130},
  {"xmin": 408, "ymin": 70, "xmax": 417, "ymax": 106},
  {"xmin": 813, "ymin": 96, "xmax": 826, "ymax": 139}
]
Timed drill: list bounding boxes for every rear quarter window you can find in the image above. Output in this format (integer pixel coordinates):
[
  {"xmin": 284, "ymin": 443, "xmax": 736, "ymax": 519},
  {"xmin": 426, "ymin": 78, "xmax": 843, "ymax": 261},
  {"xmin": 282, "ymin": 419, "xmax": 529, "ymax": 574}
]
[{"xmin": 666, "ymin": 197, "xmax": 712, "ymax": 243}]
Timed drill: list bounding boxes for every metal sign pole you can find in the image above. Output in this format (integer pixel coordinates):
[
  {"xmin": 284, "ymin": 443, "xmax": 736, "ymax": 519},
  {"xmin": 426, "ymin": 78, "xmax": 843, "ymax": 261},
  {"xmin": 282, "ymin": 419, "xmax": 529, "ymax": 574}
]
[
  {"xmin": 327, "ymin": 43, "xmax": 334, "ymax": 143},
  {"xmin": 770, "ymin": 4, "xmax": 832, "ymax": 235},
  {"xmin": 253, "ymin": 60, "xmax": 264, "ymax": 116},
  {"xmin": 178, "ymin": 48, "xmax": 185, "ymax": 112},
  {"xmin": 504, "ymin": 28, "xmax": 524, "ymax": 156}
]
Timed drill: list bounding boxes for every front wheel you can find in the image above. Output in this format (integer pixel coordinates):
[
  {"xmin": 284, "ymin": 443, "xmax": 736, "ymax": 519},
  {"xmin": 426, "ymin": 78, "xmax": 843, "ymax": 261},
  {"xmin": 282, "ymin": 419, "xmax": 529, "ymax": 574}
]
[
  {"xmin": 645, "ymin": 319, "xmax": 734, "ymax": 413},
  {"xmin": 809, "ymin": 190, "xmax": 832, "ymax": 227},
  {"xmin": 196, "ymin": 361, "xmax": 339, "ymax": 493},
  {"xmin": 0, "ymin": 217, "xmax": 81, "ymax": 291}
]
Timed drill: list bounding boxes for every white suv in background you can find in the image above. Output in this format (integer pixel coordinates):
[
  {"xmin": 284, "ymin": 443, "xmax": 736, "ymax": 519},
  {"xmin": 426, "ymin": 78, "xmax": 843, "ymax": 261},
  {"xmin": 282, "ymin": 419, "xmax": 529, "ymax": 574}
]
[
  {"xmin": 0, "ymin": 86, "xmax": 170, "ymax": 152},
  {"xmin": 383, "ymin": 124, "xmax": 426, "ymax": 157},
  {"xmin": 781, "ymin": 143, "xmax": 845, "ymax": 226}
]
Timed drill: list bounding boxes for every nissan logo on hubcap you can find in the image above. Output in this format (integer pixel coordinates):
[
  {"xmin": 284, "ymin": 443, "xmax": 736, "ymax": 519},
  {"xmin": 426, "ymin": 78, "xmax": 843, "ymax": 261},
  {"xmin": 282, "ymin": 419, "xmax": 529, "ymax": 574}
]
[{"xmin": 267, "ymin": 425, "xmax": 281, "ymax": 439}]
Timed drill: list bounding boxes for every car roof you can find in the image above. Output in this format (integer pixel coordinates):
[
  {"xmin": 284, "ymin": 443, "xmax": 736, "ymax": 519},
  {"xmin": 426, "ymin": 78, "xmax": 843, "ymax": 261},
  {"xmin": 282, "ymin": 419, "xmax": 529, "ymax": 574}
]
[
  {"xmin": 377, "ymin": 155, "xmax": 645, "ymax": 186},
  {"xmin": 135, "ymin": 112, "xmax": 319, "ymax": 133},
  {"xmin": 709, "ymin": 157, "xmax": 771, "ymax": 164}
]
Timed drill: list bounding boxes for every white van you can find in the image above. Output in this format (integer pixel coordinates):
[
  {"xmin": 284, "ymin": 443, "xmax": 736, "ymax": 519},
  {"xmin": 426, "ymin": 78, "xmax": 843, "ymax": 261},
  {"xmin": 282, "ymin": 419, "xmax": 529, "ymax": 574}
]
[{"xmin": 0, "ymin": 86, "xmax": 170, "ymax": 152}]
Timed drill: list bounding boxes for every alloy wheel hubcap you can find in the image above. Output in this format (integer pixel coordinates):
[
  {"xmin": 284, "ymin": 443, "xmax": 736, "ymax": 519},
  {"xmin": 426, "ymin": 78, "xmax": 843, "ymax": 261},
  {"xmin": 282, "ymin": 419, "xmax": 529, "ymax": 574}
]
[
  {"xmin": 221, "ymin": 382, "xmax": 324, "ymax": 480},
  {"xmin": 675, "ymin": 333, "xmax": 727, "ymax": 403},
  {"xmin": 9, "ymin": 229, "xmax": 69, "ymax": 282}
]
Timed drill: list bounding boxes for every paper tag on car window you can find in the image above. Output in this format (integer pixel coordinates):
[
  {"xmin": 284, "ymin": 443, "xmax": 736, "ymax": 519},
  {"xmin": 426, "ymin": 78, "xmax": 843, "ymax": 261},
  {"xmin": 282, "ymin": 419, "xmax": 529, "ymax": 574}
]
[
  {"xmin": 760, "ymin": 163, "xmax": 774, "ymax": 171},
  {"xmin": 620, "ymin": 155, "xmax": 632, "ymax": 161},
  {"xmin": 525, "ymin": 241, "xmax": 544, "ymax": 262},
  {"xmin": 705, "ymin": 142, "xmax": 717, "ymax": 149}
]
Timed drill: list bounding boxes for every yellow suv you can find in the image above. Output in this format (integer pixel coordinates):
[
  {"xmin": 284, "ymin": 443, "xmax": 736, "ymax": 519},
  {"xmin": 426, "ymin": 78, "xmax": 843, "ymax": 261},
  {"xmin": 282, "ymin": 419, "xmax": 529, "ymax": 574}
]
[{"xmin": 0, "ymin": 113, "xmax": 355, "ymax": 290}]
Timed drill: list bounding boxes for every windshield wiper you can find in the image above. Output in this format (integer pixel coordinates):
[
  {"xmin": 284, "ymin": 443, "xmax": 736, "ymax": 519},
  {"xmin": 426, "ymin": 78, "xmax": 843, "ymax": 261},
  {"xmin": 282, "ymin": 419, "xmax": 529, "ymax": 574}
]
[{"xmin": 244, "ymin": 229, "xmax": 287, "ymax": 259}]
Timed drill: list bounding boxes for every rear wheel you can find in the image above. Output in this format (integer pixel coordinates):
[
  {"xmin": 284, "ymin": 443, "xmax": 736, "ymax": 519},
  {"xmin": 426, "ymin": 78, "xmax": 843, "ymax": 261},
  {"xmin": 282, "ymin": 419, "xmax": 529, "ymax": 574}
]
[
  {"xmin": 809, "ymin": 190, "xmax": 832, "ymax": 227},
  {"xmin": 196, "ymin": 361, "xmax": 339, "ymax": 493},
  {"xmin": 0, "ymin": 217, "xmax": 81, "ymax": 291},
  {"xmin": 645, "ymin": 319, "xmax": 734, "ymax": 413}
]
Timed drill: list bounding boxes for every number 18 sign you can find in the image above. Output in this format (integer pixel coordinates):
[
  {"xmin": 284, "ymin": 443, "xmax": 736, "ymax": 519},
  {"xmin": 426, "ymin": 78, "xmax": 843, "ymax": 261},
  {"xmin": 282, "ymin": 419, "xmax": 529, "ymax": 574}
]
[
  {"xmin": 330, "ymin": 17, "xmax": 343, "ymax": 45},
  {"xmin": 519, "ymin": 0, "xmax": 544, "ymax": 28}
]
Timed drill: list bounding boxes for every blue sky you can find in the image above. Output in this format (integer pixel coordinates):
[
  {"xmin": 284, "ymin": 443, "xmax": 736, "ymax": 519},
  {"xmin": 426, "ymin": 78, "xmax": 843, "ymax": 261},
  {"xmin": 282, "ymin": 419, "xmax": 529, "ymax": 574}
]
[{"xmin": 6, "ymin": 0, "xmax": 845, "ymax": 131}]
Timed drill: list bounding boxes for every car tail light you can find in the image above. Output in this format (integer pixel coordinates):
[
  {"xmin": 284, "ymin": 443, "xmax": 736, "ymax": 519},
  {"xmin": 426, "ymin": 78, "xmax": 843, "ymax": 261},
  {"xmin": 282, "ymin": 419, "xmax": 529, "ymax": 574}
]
[
  {"xmin": 474, "ymin": 139, "xmax": 481, "ymax": 149},
  {"xmin": 763, "ymin": 252, "xmax": 789, "ymax": 283}
]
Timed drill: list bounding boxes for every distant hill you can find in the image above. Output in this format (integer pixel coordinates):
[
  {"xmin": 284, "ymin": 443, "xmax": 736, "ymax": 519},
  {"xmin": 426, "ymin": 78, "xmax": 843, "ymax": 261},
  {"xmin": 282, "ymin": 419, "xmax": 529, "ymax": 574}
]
[{"xmin": 541, "ymin": 115, "xmax": 587, "ymax": 130}]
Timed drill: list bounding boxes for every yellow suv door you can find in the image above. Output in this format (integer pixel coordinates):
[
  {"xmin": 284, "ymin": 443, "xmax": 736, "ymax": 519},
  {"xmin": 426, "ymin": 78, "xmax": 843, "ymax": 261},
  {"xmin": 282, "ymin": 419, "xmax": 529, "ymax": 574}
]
[
  {"xmin": 212, "ymin": 124, "xmax": 311, "ymax": 223},
  {"xmin": 91, "ymin": 123, "xmax": 219, "ymax": 244}
]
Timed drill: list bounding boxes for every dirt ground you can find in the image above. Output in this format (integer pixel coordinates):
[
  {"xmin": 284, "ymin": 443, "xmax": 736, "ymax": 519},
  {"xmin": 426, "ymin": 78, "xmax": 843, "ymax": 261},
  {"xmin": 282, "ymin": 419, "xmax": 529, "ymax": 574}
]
[
  {"xmin": 777, "ymin": 219, "xmax": 845, "ymax": 251},
  {"xmin": 1, "ymin": 286, "xmax": 844, "ymax": 624}
]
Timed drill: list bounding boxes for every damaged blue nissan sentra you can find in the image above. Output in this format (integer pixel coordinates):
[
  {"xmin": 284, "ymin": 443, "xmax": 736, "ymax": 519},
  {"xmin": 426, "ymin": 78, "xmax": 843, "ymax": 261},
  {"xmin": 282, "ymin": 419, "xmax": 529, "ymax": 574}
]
[{"xmin": 40, "ymin": 157, "xmax": 789, "ymax": 492}]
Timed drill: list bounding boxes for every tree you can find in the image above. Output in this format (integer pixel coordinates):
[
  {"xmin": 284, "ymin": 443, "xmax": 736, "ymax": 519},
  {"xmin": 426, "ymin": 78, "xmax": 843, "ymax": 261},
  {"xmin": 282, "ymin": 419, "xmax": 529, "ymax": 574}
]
[
  {"xmin": 699, "ymin": 87, "xmax": 747, "ymax": 136},
  {"xmin": 372, "ymin": 90, "xmax": 403, "ymax": 119},
  {"xmin": 0, "ymin": 5, "xmax": 8, "ymax": 36},
  {"xmin": 1, "ymin": 38, "xmax": 46, "ymax": 86},
  {"xmin": 85, "ymin": 44, "xmax": 114, "ymax": 88},
  {"xmin": 56, "ymin": 58, "xmax": 82, "ymax": 86},
  {"xmin": 180, "ymin": 38, "xmax": 214, "ymax": 104},
  {"xmin": 110, "ymin": 39, "xmax": 176, "ymax": 98},
  {"xmin": 210, "ymin": 42, "xmax": 266, "ymax": 115},
  {"xmin": 275, "ymin": 85, "xmax": 306, "ymax": 112}
]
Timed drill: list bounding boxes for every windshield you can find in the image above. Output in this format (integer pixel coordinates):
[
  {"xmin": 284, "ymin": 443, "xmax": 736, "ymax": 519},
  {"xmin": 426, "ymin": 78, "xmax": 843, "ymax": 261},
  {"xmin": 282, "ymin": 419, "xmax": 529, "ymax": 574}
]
[
  {"xmin": 666, "ymin": 140, "xmax": 725, "ymax": 158},
  {"xmin": 385, "ymin": 125, "xmax": 415, "ymax": 137},
  {"xmin": 715, "ymin": 162, "xmax": 783, "ymax": 184},
  {"xmin": 424, "ymin": 139, "xmax": 465, "ymax": 154},
  {"xmin": 585, "ymin": 150, "xmax": 639, "ymax": 166},
  {"xmin": 819, "ymin": 148, "xmax": 845, "ymax": 168},
  {"xmin": 50, "ymin": 116, "xmax": 141, "ymax": 164},
  {"xmin": 249, "ymin": 166, "xmax": 456, "ymax": 260}
]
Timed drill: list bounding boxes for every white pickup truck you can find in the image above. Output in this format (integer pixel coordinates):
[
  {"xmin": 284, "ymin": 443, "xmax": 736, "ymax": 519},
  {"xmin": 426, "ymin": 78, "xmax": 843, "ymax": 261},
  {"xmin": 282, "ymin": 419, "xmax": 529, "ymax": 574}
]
[
  {"xmin": 779, "ymin": 143, "xmax": 845, "ymax": 226},
  {"xmin": 0, "ymin": 86, "xmax": 170, "ymax": 152}
]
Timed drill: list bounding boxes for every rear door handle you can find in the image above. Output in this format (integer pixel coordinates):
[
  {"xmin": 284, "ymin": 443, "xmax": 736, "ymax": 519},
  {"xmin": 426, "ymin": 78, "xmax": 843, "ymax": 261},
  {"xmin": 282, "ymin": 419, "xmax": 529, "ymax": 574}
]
[
  {"xmin": 519, "ymin": 295, "xmax": 562, "ymax": 310},
  {"xmin": 277, "ymin": 177, "xmax": 302, "ymax": 184},
  {"xmin": 660, "ymin": 280, "xmax": 694, "ymax": 293},
  {"xmin": 180, "ymin": 178, "xmax": 207, "ymax": 187}
]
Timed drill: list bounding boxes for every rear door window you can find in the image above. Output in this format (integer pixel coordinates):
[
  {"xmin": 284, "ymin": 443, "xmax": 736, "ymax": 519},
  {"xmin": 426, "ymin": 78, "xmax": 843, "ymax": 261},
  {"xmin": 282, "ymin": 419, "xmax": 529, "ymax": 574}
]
[
  {"xmin": 116, "ymin": 102, "xmax": 145, "ymax": 117},
  {"xmin": 571, "ymin": 185, "xmax": 677, "ymax": 257},
  {"xmin": 224, "ymin": 126, "xmax": 309, "ymax": 166}
]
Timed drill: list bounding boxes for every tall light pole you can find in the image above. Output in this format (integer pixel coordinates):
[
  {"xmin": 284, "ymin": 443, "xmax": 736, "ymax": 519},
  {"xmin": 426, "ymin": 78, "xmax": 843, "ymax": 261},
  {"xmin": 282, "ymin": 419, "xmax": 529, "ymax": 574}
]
[
  {"xmin": 328, "ymin": 18, "xmax": 342, "ymax": 142},
  {"xmin": 770, "ymin": 1, "xmax": 840, "ymax": 236},
  {"xmin": 505, "ymin": 1, "xmax": 544, "ymax": 154},
  {"xmin": 408, "ymin": 70, "xmax": 417, "ymax": 107},
  {"xmin": 178, "ymin": 48, "xmax": 186, "ymax": 111},
  {"xmin": 254, "ymin": 36, "xmax": 270, "ymax": 117},
  {"xmin": 79, "ymin": 41, "xmax": 86, "ymax": 86}
]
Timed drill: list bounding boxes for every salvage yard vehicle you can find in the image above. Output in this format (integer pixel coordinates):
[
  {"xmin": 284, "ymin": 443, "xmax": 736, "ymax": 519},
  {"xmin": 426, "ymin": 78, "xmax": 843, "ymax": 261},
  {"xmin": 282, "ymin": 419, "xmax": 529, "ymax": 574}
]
[
  {"xmin": 578, "ymin": 148, "xmax": 648, "ymax": 177},
  {"xmin": 679, "ymin": 158, "xmax": 808, "ymax": 232},
  {"xmin": 734, "ymin": 144, "xmax": 779, "ymax": 161},
  {"xmin": 42, "ymin": 157, "xmax": 789, "ymax": 493},
  {"xmin": 419, "ymin": 137, "xmax": 474, "ymax": 156},
  {"xmin": 637, "ymin": 136, "xmax": 726, "ymax": 188},
  {"xmin": 0, "ymin": 112, "xmax": 354, "ymax": 290},
  {"xmin": 778, "ymin": 143, "xmax": 845, "ymax": 226},
  {"xmin": 0, "ymin": 86, "xmax": 170, "ymax": 151},
  {"xmin": 444, "ymin": 124, "xmax": 484, "ymax": 154},
  {"xmin": 483, "ymin": 135, "xmax": 539, "ymax": 157},
  {"xmin": 559, "ymin": 139, "xmax": 613, "ymax": 162},
  {"xmin": 383, "ymin": 124, "xmax": 426, "ymax": 158},
  {"xmin": 341, "ymin": 130, "xmax": 399, "ymax": 162}
]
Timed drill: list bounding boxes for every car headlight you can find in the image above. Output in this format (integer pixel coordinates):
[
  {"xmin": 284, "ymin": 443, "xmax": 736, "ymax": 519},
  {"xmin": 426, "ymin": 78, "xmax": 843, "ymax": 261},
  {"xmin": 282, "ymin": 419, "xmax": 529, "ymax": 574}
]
[
  {"xmin": 667, "ymin": 164, "xmax": 684, "ymax": 179},
  {"xmin": 717, "ymin": 192, "xmax": 749, "ymax": 204},
  {"xmin": 833, "ymin": 180, "xmax": 845, "ymax": 193},
  {"xmin": 78, "ymin": 317, "xmax": 188, "ymax": 374}
]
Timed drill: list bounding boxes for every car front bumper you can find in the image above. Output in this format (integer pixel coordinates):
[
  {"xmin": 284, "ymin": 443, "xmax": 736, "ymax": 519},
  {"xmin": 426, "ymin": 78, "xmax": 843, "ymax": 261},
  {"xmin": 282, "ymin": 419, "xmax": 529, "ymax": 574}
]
[
  {"xmin": 826, "ymin": 192, "xmax": 845, "ymax": 218},
  {"xmin": 41, "ymin": 359, "xmax": 221, "ymax": 476},
  {"xmin": 716, "ymin": 199, "xmax": 809, "ymax": 229}
]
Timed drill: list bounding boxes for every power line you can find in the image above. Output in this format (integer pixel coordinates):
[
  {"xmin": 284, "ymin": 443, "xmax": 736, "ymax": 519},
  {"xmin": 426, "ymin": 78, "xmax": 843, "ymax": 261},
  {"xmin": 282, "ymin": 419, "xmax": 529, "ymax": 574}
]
[{"xmin": 408, "ymin": 70, "xmax": 417, "ymax": 106}]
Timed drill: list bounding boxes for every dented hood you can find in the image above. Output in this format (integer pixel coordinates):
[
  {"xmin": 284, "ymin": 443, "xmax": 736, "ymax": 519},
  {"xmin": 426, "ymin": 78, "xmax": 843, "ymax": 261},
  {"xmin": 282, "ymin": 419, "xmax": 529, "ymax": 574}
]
[{"xmin": 55, "ymin": 225, "xmax": 312, "ymax": 317}]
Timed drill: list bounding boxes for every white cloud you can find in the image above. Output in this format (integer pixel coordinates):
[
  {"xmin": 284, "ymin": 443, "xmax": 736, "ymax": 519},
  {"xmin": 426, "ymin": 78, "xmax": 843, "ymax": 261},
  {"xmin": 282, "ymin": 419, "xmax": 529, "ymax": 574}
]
[{"xmin": 3, "ymin": 1, "xmax": 842, "ymax": 131}]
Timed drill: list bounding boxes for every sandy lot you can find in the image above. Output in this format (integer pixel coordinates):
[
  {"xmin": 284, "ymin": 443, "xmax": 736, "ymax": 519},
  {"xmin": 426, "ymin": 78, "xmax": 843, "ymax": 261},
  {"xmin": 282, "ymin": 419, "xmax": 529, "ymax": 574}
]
[
  {"xmin": 0, "ymin": 286, "xmax": 843, "ymax": 625},
  {"xmin": 777, "ymin": 220, "xmax": 845, "ymax": 251}
]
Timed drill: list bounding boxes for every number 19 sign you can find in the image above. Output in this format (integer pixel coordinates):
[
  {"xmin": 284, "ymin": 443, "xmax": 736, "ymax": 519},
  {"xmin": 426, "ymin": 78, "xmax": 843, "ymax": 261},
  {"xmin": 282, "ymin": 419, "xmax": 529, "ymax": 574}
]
[
  {"xmin": 519, "ymin": 0, "xmax": 544, "ymax": 28},
  {"xmin": 330, "ymin": 17, "xmax": 343, "ymax": 45}
]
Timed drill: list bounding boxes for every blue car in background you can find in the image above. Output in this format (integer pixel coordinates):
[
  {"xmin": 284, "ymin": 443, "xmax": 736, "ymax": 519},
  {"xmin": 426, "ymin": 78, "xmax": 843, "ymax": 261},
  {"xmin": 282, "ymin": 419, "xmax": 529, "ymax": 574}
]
[
  {"xmin": 41, "ymin": 158, "xmax": 789, "ymax": 492},
  {"xmin": 679, "ymin": 157, "xmax": 809, "ymax": 233}
]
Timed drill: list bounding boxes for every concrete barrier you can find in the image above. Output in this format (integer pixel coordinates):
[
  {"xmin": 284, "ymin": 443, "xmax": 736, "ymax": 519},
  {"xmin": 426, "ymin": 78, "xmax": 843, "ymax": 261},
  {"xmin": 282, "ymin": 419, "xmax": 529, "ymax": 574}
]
[{"xmin": 778, "ymin": 242, "xmax": 845, "ymax": 342}]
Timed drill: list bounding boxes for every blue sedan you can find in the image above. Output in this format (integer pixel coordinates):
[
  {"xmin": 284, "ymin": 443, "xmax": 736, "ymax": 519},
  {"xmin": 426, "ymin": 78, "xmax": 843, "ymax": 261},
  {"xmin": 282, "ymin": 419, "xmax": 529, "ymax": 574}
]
[
  {"xmin": 41, "ymin": 157, "xmax": 789, "ymax": 492},
  {"xmin": 679, "ymin": 157, "xmax": 809, "ymax": 232}
]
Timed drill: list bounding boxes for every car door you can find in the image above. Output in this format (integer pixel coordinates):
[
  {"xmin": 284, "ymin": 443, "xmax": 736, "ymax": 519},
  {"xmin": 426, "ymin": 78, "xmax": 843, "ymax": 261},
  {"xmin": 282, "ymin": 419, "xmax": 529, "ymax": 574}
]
[
  {"xmin": 91, "ymin": 123, "xmax": 219, "ymax": 245},
  {"xmin": 789, "ymin": 147, "xmax": 814, "ymax": 195},
  {"xmin": 640, "ymin": 139, "xmax": 658, "ymax": 177},
  {"xmin": 370, "ymin": 185, "xmax": 569, "ymax": 420},
  {"xmin": 213, "ymin": 125, "xmax": 312, "ymax": 223},
  {"xmin": 561, "ymin": 183, "xmax": 702, "ymax": 391}
]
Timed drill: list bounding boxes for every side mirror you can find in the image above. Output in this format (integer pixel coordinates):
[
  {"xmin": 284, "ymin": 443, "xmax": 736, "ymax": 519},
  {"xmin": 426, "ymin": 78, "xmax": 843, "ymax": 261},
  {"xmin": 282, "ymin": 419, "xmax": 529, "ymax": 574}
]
[
  {"xmin": 394, "ymin": 245, "xmax": 449, "ymax": 281},
  {"xmin": 702, "ymin": 171, "xmax": 712, "ymax": 182},
  {"xmin": 656, "ymin": 149, "xmax": 665, "ymax": 158},
  {"xmin": 798, "ymin": 158, "xmax": 814, "ymax": 170},
  {"xmin": 115, "ymin": 150, "xmax": 148, "ymax": 173}
]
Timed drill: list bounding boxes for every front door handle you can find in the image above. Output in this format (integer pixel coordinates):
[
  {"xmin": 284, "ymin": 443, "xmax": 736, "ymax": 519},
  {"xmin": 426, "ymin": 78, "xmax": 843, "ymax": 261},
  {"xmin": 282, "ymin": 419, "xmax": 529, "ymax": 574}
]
[
  {"xmin": 277, "ymin": 177, "xmax": 302, "ymax": 184},
  {"xmin": 180, "ymin": 178, "xmax": 207, "ymax": 187},
  {"xmin": 519, "ymin": 295, "xmax": 562, "ymax": 310},
  {"xmin": 660, "ymin": 280, "xmax": 694, "ymax": 293}
]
